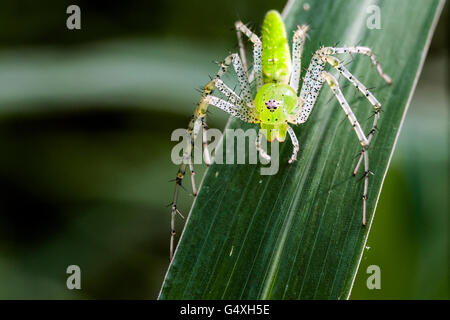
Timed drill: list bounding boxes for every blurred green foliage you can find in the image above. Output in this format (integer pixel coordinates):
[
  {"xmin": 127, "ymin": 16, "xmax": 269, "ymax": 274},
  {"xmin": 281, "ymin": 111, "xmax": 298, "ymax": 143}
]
[{"xmin": 0, "ymin": 0, "xmax": 447, "ymax": 299}]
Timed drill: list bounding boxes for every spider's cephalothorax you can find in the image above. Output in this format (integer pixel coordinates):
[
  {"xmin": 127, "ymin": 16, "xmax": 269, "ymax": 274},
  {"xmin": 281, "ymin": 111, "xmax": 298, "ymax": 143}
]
[
  {"xmin": 169, "ymin": 10, "xmax": 392, "ymax": 260},
  {"xmin": 255, "ymin": 83, "xmax": 297, "ymax": 142}
]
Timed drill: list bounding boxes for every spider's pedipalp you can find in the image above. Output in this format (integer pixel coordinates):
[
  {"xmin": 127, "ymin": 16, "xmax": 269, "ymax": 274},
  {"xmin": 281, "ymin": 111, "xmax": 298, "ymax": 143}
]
[
  {"xmin": 287, "ymin": 126, "xmax": 300, "ymax": 163},
  {"xmin": 256, "ymin": 130, "xmax": 271, "ymax": 161}
]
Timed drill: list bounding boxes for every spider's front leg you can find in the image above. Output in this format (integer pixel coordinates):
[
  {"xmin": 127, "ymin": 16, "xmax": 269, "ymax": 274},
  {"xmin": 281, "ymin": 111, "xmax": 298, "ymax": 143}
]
[
  {"xmin": 169, "ymin": 53, "xmax": 256, "ymax": 261},
  {"xmin": 289, "ymin": 24, "xmax": 310, "ymax": 93},
  {"xmin": 235, "ymin": 21, "xmax": 263, "ymax": 90}
]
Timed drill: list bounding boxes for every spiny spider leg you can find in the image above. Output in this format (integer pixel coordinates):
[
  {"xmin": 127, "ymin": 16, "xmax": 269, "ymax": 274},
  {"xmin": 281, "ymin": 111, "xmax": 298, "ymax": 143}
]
[
  {"xmin": 289, "ymin": 24, "xmax": 309, "ymax": 93},
  {"xmin": 295, "ymin": 52, "xmax": 326, "ymax": 124},
  {"xmin": 353, "ymin": 111, "xmax": 379, "ymax": 175},
  {"xmin": 323, "ymin": 55, "xmax": 389, "ymax": 175},
  {"xmin": 170, "ymin": 53, "xmax": 255, "ymax": 261},
  {"xmin": 235, "ymin": 21, "xmax": 264, "ymax": 90},
  {"xmin": 235, "ymin": 23, "xmax": 249, "ymax": 77},
  {"xmin": 188, "ymin": 156, "xmax": 197, "ymax": 196},
  {"xmin": 207, "ymin": 96, "xmax": 257, "ymax": 123},
  {"xmin": 294, "ymin": 45, "xmax": 390, "ymax": 125},
  {"xmin": 325, "ymin": 56, "xmax": 383, "ymax": 109},
  {"xmin": 213, "ymin": 78, "xmax": 260, "ymax": 122},
  {"xmin": 321, "ymin": 71, "xmax": 370, "ymax": 226},
  {"xmin": 214, "ymin": 78, "xmax": 246, "ymax": 109},
  {"xmin": 231, "ymin": 53, "xmax": 253, "ymax": 104},
  {"xmin": 291, "ymin": 46, "xmax": 390, "ymax": 225},
  {"xmin": 321, "ymin": 46, "xmax": 392, "ymax": 84}
]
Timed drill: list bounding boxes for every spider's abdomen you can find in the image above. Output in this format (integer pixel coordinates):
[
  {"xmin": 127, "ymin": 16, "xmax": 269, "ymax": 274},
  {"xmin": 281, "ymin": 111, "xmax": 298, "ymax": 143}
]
[{"xmin": 262, "ymin": 10, "xmax": 291, "ymax": 84}]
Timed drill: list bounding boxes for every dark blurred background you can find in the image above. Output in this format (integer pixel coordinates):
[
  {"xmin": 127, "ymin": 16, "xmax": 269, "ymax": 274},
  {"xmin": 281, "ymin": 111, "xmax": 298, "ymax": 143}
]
[{"xmin": 0, "ymin": 0, "xmax": 447, "ymax": 299}]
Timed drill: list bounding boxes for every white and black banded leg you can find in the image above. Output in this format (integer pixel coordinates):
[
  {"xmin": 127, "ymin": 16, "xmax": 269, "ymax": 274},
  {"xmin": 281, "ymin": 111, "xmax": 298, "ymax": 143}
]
[
  {"xmin": 187, "ymin": 136, "xmax": 198, "ymax": 197},
  {"xmin": 321, "ymin": 71, "xmax": 370, "ymax": 226},
  {"xmin": 214, "ymin": 78, "xmax": 252, "ymax": 116},
  {"xmin": 212, "ymin": 53, "xmax": 252, "ymax": 104},
  {"xmin": 295, "ymin": 52, "xmax": 327, "ymax": 124},
  {"xmin": 287, "ymin": 126, "xmax": 300, "ymax": 163},
  {"xmin": 353, "ymin": 110, "xmax": 379, "ymax": 176},
  {"xmin": 289, "ymin": 24, "xmax": 309, "ymax": 93},
  {"xmin": 230, "ymin": 53, "xmax": 254, "ymax": 104},
  {"xmin": 235, "ymin": 22, "xmax": 249, "ymax": 77},
  {"xmin": 323, "ymin": 55, "xmax": 388, "ymax": 176},
  {"xmin": 324, "ymin": 55, "xmax": 384, "ymax": 110},
  {"xmin": 169, "ymin": 54, "xmax": 255, "ymax": 261},
  {"xmin": 206, "ymin": 95, "xmax": 257, "ymax": 123},
  {"xmin": 170, "ymin": 57, "xmax": 233, "ymax": 220},
  {"xmin": 235, "ymin": 21, "xmax": 264, "ymax": 90}
]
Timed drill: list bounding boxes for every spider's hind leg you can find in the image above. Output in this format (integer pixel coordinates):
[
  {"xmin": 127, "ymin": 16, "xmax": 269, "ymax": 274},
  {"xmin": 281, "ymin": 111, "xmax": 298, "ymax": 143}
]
[
  {"xmin": 352, "ymin": 110, "xmax": 380, "ymax": 176},
  {"xmin": 321, "ymin": 71, "xmax": 371, "ymax": 226},
  {"xmin": 323, "ymin": 54, "xmax": 386, "ymax": 176}
]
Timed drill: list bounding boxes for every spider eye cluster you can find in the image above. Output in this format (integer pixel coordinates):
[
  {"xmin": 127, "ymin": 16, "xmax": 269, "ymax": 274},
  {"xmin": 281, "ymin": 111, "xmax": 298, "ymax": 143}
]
[{"xmin": 265, "ymin": 99, "xmax": 281, "ymax": 112}]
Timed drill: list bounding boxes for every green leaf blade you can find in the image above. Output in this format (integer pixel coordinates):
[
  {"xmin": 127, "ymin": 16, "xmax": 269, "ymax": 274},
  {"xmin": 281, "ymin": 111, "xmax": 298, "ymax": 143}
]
[{"xmin": 160, "ymin": 0, "xmax": 444, "ymax": 299}]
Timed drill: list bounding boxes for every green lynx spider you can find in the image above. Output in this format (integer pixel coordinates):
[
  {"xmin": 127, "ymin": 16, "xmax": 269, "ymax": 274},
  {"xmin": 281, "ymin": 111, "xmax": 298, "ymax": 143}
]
[{"xmin": 170, "ymin": 10, "xmax": 391, "ymax": 260}]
